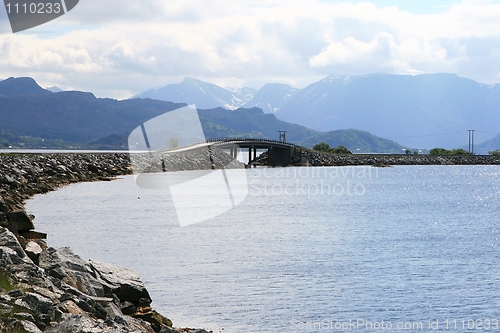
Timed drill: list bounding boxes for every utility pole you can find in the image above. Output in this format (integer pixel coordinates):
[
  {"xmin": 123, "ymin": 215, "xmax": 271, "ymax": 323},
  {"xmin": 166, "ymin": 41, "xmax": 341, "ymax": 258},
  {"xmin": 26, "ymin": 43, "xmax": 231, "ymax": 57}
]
[
  {"xmin": 472, "ymin": 130, "xmax": 474, "ymax": 155},
  {"xmin": 278, "ymin": 131, "xmax": 287, "ymax": 143},
  {"xmin": 468, "ymin": 130, "xmax": 475, "ymax": 154}
]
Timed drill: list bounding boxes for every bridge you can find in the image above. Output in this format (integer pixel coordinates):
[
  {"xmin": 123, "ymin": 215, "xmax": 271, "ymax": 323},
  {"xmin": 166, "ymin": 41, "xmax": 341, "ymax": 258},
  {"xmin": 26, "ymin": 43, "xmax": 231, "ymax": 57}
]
[{"xmin": 192, "ymin": 137, "xmax": 296, "ymax": 167}]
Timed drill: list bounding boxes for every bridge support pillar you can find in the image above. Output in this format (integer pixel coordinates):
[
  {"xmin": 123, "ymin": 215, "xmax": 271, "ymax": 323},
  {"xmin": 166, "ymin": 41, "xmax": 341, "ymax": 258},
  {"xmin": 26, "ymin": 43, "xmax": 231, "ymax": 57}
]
[{"xmin": 268, "ymin": 146, "xmax": 294, "ymax": 167}]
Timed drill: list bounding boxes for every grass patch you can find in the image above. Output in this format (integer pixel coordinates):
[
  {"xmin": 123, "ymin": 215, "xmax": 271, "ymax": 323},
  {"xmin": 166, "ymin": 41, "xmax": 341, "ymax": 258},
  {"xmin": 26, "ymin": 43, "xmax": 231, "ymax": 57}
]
[{"xmin": 0, "ymin": 271, "xmax": 14, "ymax": 292}]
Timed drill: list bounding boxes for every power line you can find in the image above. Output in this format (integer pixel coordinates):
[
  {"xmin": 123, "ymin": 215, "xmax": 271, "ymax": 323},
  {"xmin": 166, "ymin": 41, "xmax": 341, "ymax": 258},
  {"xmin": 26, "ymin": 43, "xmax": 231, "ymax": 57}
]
[{"xmin": 387, "ymin": 131, "xmax": 465, "ymax": 139}]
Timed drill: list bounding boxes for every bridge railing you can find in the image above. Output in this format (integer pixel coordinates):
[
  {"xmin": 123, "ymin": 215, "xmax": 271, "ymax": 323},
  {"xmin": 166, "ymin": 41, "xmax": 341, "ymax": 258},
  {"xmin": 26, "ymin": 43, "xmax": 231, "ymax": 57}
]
[{"xmin": 191, "ymin": 137, "xmax": 296, "ymax": 148}]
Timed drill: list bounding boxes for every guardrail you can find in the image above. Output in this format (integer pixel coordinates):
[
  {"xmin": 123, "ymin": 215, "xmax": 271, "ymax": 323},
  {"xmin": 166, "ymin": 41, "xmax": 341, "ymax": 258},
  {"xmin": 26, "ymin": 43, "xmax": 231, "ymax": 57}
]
[{"xmin": 192, "ymin": 137, "xmax": 296, "ymax": 148}]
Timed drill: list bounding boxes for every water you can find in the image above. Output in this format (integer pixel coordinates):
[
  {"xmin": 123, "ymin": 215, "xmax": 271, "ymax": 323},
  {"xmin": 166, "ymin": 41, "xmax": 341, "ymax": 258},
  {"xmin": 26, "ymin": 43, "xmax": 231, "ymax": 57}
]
[{"xmin": 26, "ymin": 166, "xmax": 500, "ymax": 332}]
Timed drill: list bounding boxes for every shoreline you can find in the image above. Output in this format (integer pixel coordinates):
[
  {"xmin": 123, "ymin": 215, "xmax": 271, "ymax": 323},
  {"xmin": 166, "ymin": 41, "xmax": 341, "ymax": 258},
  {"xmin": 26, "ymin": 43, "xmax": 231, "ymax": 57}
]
[
  {"xmin": 1, "ymin": 150, "xmax": 499, "ymax": 332},
  {"xmin": 0, "ymin": 153, "xmax": 209, "ymax": 333}
]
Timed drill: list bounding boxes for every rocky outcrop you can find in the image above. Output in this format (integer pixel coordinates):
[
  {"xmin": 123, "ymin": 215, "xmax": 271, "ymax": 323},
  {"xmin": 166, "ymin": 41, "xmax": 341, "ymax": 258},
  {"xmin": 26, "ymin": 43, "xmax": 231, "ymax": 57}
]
[{"xmin": 0, "ymin": 153, "xmax": 209, "ymax": 333}]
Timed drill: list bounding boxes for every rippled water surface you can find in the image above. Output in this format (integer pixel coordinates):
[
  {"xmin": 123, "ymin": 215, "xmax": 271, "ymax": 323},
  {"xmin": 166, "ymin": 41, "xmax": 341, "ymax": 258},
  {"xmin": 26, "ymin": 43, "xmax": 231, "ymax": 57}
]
[{"xmin": 26, "ymin": 166, "xmax": 500, "ymax": 332}]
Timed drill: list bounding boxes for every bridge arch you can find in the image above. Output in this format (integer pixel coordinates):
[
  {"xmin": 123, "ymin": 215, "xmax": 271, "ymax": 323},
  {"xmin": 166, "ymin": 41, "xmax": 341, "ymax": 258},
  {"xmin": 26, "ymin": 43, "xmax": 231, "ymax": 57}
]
[{"xmin": 193, "ymin": 138, "xmax": 296, "ymax": 167}]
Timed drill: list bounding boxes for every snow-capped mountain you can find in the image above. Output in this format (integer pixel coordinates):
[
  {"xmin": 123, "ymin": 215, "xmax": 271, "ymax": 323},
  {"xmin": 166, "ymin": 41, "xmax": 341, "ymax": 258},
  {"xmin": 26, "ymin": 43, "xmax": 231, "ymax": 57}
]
[
  {"xmin": 243, "ymin": 83, "xmax": 300, "ymax": 113},
  {"xmin": 46, "ymin": 86, "xmax": 63, "ymax": 93},
  {"xmin": 275, "ymin": 73, "xmax": 500, "ymax": 149},
  {"xmin": 133, "ymin": 73, "xmax": 500, "ymax": 149},
  {"xmin": 134, "ymin": 77, "xmax": 256, "ymax": 110}
]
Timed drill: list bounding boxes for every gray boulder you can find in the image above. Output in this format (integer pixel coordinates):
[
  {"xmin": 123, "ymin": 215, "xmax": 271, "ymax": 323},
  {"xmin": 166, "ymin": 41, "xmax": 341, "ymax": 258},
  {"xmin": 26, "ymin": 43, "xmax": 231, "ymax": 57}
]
[
  {"xmin": 38, "ymin": 247, "xmax": 104, "ymax": 297},
  {"xmin": 88, "ymin": 260, "xmax": 152, "ymax": 307},
  {"xmin": 0, "ymin": 227, "xmax": 27, "ymax": 258},
  {"xmin": 21, "ymin": 292, "xmax": 53, "ymax": 315},
  {"xmin": 45, "ymin": 313, "xmax": 157, "ymax": 333},
  {"xmin": 6, "ymin": 211, "xmax": 34, "ymax": 233},
  {"xmin": 25, "ymin": 241, "xmax": 43, "ymax": 263},
  {"xmin": 11, "ymin": 320, "xmax": 43, "ymax": 333}
]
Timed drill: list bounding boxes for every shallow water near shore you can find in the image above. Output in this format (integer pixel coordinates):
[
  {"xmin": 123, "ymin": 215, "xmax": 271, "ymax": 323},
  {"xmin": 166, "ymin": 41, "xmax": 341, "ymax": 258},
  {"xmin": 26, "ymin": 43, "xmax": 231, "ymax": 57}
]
[{"xmin": 26, "ymin": 165, "xmax": 500, "ymax": 332}]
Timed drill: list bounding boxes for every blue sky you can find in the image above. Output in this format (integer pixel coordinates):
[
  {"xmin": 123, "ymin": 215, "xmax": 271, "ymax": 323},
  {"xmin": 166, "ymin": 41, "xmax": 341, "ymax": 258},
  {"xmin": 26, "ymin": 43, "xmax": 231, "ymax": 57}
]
[{"xmin": 1, "ymin": 0, "xmax": 500, "ymax": 98}]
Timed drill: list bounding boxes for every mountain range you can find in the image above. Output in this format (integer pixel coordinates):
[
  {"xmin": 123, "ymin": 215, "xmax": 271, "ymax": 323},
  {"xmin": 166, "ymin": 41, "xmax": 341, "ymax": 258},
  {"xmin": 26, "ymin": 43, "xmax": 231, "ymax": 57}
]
[
  {"xmin": 0, "ymin": 77, "xmax": 405, "ymax": 153},
  {"xmin": 135, "ymin": 73, "xmax": 500, "ymax": 151},
  {"xmin": 134, "ymin": 77, "xmax": 256, "ymax": 110},
  {"xmin": 134, "ymin": 78, "xmax": 300, "ymax": 113}
]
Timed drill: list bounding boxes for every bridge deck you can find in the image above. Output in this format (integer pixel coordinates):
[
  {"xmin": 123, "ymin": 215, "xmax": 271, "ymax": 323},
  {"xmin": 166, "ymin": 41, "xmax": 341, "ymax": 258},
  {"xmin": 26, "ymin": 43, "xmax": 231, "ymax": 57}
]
[{"xmin": 162, "ymin": 138, "xmax": 296, "ymax": 166}]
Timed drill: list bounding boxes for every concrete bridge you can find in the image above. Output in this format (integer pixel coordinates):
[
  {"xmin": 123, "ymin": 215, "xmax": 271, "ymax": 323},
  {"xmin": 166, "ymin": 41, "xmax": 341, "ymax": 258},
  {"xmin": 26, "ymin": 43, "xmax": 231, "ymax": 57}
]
[{"xmin": 196, "ymin": 138, "xmax": 296, "ymax": 167}]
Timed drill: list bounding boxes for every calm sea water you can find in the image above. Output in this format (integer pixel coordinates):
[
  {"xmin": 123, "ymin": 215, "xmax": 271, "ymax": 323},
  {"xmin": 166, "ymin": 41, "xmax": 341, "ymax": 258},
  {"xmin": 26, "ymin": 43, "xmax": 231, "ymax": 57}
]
[{"xmin": 26, "ymin": 166, "xmax": 500, "ymax": 333}]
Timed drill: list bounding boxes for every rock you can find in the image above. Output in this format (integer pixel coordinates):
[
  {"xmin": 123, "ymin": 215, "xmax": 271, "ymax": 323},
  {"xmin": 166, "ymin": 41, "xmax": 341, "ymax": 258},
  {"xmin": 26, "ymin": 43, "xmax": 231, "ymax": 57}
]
[
  {"xmin": 19, "ymin": 231, "xmax": 47, "ymax": 240},
  {"xmin": 0, "ymin": 213, "xmax": 7, "ymax": 229},
  {"xmin": 12, "ymin": 320, "xmax": 43, "ymax": 333},
  {"xmin": 12, "ymin": 312, "xmax": 36, "ymax": 323},
  {"xmin": 22, "ymin": 292, "xmax": 53, "ymax": 314},
  {"xmin": 38, "ymin": 247, "xmax": 104, "ymax": 297},
  {"xmin": 45, "ymin": 313, "xmax": 105, "ymax": 333},
  {"xmin": 8, "ymin": 289, "xmax": 23, "ymax": 297},
  {"xmin": 39, "ymin": 247, "xmax": 85, "ymax": 272},
  {"xmin": 0, "ymin": 175, "xmax": 17, "ymax": 186},
  {"xmin": 59, "ymin": 300, "xmax": 83, "ymax": 314},
  {"xmin": 45, "ymin": 313, "xmax": 157, "ymax": 333},
  {"xmin": 120, "ymin": 300, "xmax": 137, "ymax": 315},
  {"xmin": 134, "ymin": 307, "xmax": 173, "ymax": 332},
  {"xmin": 88, "ymin": 260, "xmax": 152, "ymax": 307},
  {"xmin": 0, "ymin": 195, "xmax": 8, "ymax": 213},
  {"xmin": 104, "ymin": 302, "xmax": 123, "ymax": 320},
  {"xmin": 6, "ymin": 211, "xmax": 34, "ymax": 233},
  {"xmin": 0, "ymin": 227, "xmax": 26, "ymax": 258},
  {"xmin": 25, "ymin": 241, "xmax": 43, "ymax": 263},
  {"xmin": 93, "ymin": 302, "xmax": 108, "ymax": 320},
  {"xmin": 160, "ymin": 328, "xmax": 210, "ymax": 333}
]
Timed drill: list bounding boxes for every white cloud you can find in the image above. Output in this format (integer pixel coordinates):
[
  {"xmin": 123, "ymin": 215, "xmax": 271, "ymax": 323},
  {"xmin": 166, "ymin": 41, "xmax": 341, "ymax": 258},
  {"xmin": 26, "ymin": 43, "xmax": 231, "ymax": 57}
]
[{"xmin": 1, "ymin": 0, "xmax": 500, "ymax": 98}]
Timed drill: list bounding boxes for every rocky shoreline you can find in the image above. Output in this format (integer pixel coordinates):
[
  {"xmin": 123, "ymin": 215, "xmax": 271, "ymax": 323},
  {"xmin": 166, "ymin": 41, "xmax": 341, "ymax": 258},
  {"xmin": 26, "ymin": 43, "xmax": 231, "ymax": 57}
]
[
  {"xmin": 255, "ymin": 147, "xmax": 500, "ymax": 167},
  {"xmin": 0, "ymin": 153, "xmax": 209, "ymax": 333}
]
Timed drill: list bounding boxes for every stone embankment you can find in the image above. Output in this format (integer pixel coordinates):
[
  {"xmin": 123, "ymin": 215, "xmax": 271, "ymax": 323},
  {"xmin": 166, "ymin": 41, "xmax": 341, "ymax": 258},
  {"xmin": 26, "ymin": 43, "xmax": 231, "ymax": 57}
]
[
  {"xmin": 255, "ymin": 147, "xmax": 500, "ymax": 167},
  {"xmin": 0, "ymin": 153, "xmax": 209, "ymax": 333}
]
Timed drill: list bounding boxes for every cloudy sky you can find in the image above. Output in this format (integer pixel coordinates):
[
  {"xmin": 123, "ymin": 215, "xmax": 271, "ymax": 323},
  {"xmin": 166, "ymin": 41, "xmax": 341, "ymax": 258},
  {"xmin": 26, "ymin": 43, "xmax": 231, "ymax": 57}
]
[{"xmin": 1, "ymin": 0, "xmax": 500, "ymax": 99}]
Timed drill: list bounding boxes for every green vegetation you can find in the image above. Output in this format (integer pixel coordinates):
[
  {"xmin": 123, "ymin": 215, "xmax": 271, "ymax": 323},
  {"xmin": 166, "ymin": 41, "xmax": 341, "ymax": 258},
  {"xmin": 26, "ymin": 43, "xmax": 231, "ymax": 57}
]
[
  {"xmin": 429, "ymin": 148, "xmax": 470, "ymax": 155},
  {"xmin": 301, "ymin": 129, "xmax": 405, "ymax": 153},
  {"xmin": 313, "ymin": 142, "xmax": 352, "ymax": 154},
  {"xmin": 0, "ymin": 271, "xmax": 13, "ymax": 292},
  {"xmin": 488, "ymin": 150, "xmax": 500, "ymax": 155},
  {"xmin": 405, "ymin": 149, "xmax": 419, "ymax": 155}
]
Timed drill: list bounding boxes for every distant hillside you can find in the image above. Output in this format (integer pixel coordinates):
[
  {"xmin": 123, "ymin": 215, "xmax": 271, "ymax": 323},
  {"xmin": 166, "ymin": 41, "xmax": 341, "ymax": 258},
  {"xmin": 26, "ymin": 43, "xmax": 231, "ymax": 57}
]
[
  {"xmin": 0, "ymin": 78, "xmax": 185, "ymax": 144},
  {"xmin": 473, "ymin": 133, "xmax": 500, "ymax": 154},
  {"xmin": 198, "ymin": 108, "xmax": 405, "ymax": 153},
  {"xmin": 198, "ymin": 107, "xmax": 317, "ymax": 143},
  {"xmin": 275, "ymin": 73, "xmax": 500, "ymax": 149},
  {"xmin": 301, "ymin": 129, "xmax": 406, "ymax": 154},
  {"xmin": 0, "ymin": 77, "xmax": 52, "ymax": 96}
]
